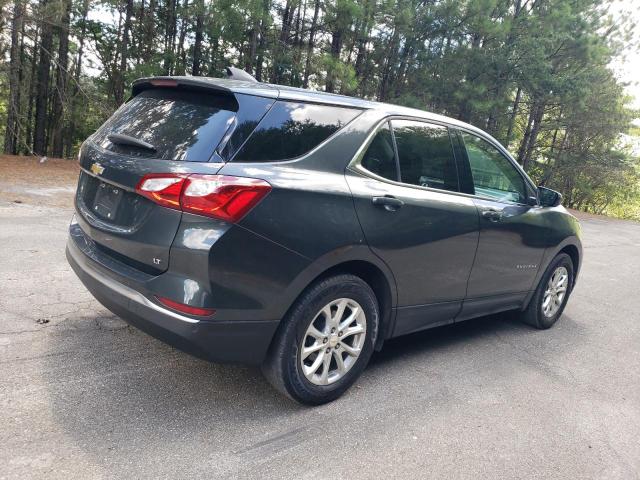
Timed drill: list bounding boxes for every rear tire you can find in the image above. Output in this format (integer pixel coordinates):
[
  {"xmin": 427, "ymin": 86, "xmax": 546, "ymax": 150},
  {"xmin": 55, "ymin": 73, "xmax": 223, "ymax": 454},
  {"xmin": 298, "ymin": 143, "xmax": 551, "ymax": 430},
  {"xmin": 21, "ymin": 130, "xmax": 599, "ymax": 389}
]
[
  {"xmin": 262, "ymin": 274, "xmax": 379, "ymax": 405},
  {"xmin": 521, "ymin": 253, "xmax": 574, "ymax": 329}
]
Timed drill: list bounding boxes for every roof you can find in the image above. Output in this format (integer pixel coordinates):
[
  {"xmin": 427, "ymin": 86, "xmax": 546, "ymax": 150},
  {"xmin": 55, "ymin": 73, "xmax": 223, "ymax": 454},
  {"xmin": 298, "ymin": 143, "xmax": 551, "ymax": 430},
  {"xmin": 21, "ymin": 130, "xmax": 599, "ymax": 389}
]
[{"xmin": 131, "ymin": 75, "xmax": 484, "ymax": 136}]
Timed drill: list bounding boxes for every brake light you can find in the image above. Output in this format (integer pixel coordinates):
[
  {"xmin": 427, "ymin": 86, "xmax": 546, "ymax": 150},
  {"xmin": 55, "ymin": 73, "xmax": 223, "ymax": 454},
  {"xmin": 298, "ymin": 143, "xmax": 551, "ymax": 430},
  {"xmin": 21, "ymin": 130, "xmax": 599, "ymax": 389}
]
[
  {"xmin": 155, "ymin": 296, "xmax": 216, "ymax": 317},
  {"xmin": 136, "ymin": 173, "xmax": 185, "ymax": 209},
  {"xmin": 150, "ymin": 79, "xmax": 178, "ymax": 88},
  {"xmin": 181, "ymin": 175, "xmax": 272, "ymax": 222},
  {"xmin": 135, "ymin": 173, "xmax": 271, "ymax": 223}
]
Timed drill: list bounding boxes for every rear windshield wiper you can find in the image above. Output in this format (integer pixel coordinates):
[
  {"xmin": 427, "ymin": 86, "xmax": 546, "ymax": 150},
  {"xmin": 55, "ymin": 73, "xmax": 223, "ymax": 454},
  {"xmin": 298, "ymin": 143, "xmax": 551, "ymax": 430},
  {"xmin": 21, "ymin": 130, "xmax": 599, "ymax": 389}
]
[{"xmin": 107, "ymin": 133, "xmax": 157, "ymax": 152}]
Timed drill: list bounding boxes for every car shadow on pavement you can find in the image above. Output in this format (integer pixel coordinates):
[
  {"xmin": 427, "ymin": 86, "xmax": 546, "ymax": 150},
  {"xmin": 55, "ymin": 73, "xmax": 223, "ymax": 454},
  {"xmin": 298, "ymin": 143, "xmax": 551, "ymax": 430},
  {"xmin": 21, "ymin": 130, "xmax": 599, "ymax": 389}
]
[
  {"xmin": 370, "ymin": 311, "xmax": 523, "ymax": 367},
  {"xmin": 41, "ymin": 309, "xmax": 579, "ymax": 465}
]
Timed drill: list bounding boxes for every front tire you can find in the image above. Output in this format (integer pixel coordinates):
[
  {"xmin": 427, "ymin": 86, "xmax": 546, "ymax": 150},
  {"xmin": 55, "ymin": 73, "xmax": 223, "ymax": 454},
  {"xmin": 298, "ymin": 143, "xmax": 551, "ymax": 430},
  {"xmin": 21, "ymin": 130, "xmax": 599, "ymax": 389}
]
[
  {"xmin": 521, "ymin": 253, "xmax": 574, "ymax": 329},
  {"xmin": 262, "ymin": 274, "xmax": 379, "ymax": 405}
]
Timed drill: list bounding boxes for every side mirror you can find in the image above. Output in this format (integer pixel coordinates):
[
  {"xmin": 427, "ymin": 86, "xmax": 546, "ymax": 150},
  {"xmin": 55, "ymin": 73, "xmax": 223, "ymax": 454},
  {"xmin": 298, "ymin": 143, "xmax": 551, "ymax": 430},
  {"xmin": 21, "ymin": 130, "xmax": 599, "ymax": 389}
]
[{"xmin": 538, "ymin": 186, "xmax": 562, "ymax": 207}]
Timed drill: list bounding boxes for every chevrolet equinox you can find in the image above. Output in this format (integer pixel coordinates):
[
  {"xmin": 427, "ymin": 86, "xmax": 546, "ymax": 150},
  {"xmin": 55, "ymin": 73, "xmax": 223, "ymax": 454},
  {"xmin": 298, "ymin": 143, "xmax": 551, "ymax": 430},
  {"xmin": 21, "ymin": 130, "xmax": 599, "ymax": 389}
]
[{"xmin": 66, "ymin": 71, "xmax": 582, "ymax": 404}]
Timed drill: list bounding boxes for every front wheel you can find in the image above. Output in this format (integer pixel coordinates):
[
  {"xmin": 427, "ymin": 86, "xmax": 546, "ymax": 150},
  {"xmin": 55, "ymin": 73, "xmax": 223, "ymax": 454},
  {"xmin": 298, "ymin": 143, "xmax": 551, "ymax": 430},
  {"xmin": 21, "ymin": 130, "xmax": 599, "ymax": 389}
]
[
  {"xmin": 521, "ymin": 253, "xmax": 574, "ymax": 329},
  {"xmin": 262, "ymin": 274, "xmax": 379, "ymax": 405}
]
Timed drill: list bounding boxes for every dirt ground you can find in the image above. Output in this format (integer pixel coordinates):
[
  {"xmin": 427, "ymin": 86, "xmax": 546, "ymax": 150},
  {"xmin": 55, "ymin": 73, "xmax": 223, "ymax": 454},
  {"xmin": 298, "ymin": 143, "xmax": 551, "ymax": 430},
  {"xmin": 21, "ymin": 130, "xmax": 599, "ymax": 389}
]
[{"xmin": 0, "ymin": 155, "xmax": 79, "ymax": 208}]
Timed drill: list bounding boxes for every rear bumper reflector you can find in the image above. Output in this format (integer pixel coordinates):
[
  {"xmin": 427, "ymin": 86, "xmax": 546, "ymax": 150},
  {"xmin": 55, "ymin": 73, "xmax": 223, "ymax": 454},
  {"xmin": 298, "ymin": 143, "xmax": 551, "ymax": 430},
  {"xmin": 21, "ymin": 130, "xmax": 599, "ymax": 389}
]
[{"xmin": 155, "ymin": 296, "xmax": 216, "ymax": 317}]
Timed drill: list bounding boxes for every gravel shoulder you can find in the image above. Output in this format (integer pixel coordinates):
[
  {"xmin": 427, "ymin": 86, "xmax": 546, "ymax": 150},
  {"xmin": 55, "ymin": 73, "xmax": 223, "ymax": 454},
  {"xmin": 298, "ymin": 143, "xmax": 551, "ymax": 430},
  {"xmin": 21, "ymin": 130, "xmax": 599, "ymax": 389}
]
[{"xmin": 0, "ymin": 155, "xmax": 78, "ymax": 208}]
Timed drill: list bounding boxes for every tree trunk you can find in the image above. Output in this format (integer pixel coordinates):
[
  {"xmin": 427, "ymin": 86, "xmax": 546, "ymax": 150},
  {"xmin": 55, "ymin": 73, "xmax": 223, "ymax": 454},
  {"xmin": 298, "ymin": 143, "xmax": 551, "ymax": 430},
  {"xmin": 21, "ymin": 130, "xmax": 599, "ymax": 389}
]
[
  {"xmin": 378, "ymin": 27, "xmax": 400, "ymax": 101},
  {"xmin": 33, "ymin": 0, "xmax": 54, "ymax": 156},
  {"xmin": 505, "ymin": 86, "xmax": 521, "ymax": 148},
  {"xmin": 164, "ymin": 0, "xmax": 177, "ymax": 74},
  {"xmin": 325, "ymin": 28, "xmax": 343, "ymax": 93},
  {"xmin": 113, "ymin": 0, "xmax": 133, "ymax": 105},
  {"xmin": 4, "ymin": 0, "xmax": 25, "ymax": 155},
  {"xmin": 521, "ymin": 101, "xmax": 545, "ymax": 170},
  {"xmin": 175, "ymin": 0, "xmax": 189, "ymax": 75},
  {"xmin": 255, "ymin": 0, "xmax": 270, "ymax": 81},
  {"xmin": 143, "ymin": 0, "xmax": 156, "ymax": 62},
  {"xmin": 246, "ymin": 20, "xmax": 259, "ymax": 75},
  {"xmin": 302, "ymin": 0, "xmax": 320, "ymax": 88},
  {"xmin": 25, "ymin": 27, "xmax": 39, "ymax": 153},
  {"xmin": 290, "ymin": 0, "xmax": 304, "ymax": 85},
  {"xmin": 191, "ymin": 0, "xmax": 204, "ymax": 75},
  {"xmin": 65, "ymin": 0, "xmax": 89, "ymax": 158},
  {"xmin": 271, "ymin": 0, "xmax": 295, "ymax": 83},
  {"xmin": 517, "ymin": 102, "xmax": 536, "ymax": 165},
  {"xmin": 51, "ymin": 0, "xmax": 72, "ymax": 158}
]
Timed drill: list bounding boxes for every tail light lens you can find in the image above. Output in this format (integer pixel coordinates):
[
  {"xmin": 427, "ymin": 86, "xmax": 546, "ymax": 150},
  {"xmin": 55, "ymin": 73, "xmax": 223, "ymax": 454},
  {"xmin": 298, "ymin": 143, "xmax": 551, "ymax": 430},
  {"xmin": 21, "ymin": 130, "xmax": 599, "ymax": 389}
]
[
  {"xmin": 136, "ymin": 174, "xmax": 185, "ymax": 209},
  {"xmin": 135, "ymin": 173, "xmax": 271, "ymax": 223}
]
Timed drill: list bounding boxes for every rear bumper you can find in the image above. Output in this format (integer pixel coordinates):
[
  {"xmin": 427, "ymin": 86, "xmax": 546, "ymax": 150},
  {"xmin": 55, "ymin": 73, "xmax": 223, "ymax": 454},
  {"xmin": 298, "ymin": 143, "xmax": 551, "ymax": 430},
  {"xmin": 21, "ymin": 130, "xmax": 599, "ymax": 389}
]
[{"xmin": 66, "ymin": 229, "xmax": 279, "ymax": 365}]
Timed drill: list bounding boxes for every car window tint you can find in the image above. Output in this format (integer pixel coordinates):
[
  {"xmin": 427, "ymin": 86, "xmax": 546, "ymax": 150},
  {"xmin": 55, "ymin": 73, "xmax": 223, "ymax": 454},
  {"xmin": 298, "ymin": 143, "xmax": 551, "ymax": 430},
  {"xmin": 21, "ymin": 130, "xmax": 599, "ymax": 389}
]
[
  {"xmin": 216, "ymin": 94, "xmax": 275, "ymax": 161},
  {"xmin": 233, "ymin": 101, "xmax": 361, "ymax": 162},
  {"xmin": 93, "ymin": 88, "xmax": 239, "ymax": 161},
  {"xmin": 461, "ymin": 132, "xmax": 526, "ymax": 203},
  {"xmin": 360, "ymin": 123, "xmax": 398, "ymax": 181},
  {"xmin": 391, "ymin": 120, "xmax": 458, "ymax": 191}
]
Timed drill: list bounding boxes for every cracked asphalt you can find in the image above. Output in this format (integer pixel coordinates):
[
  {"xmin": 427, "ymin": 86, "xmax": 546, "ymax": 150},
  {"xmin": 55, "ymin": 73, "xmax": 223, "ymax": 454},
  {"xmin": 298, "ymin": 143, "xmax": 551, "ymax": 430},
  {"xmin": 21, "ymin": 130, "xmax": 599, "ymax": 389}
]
[{"xmin": 1, "ymin": 195, "xmax": 639, "ymax": 479}]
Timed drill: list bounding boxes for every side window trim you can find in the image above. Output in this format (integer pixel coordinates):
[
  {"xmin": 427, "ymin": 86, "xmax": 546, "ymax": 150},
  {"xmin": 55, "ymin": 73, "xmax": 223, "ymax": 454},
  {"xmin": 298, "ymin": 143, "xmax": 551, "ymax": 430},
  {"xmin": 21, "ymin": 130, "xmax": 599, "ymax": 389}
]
[
  {"xmin": 388, "ymin": 120, "xmax": 402, "ymax": 182},
  {"xmin": 445, "ymin": 127, "xmax": 462, "ymax": 193},
  {"xmin": 455, "ymin": 127, "xmax": 536, "ymax": 206},
  {"xmin": 450, "ymin": 129, "xmax": 475, "ymax": 195}
]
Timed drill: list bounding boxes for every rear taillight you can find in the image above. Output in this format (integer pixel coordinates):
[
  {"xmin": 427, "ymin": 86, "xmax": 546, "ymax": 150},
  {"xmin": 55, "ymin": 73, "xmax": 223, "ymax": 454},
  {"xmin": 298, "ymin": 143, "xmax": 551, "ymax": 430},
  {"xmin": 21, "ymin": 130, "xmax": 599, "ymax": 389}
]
[
  {"xmin": 136, "ymin": 173, "xmax": 185, "ymax": 209},
  {"xmin": 135, "ymin": 173, "xmax": 271, "ymax": 223}
]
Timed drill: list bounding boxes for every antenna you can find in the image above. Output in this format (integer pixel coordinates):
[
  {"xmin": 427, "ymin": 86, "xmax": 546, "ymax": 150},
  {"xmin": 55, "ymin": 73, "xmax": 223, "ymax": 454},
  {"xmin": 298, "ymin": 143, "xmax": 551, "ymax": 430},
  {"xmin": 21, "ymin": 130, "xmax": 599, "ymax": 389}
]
[{"xmin": 225, "ymin": 66, "xmax": 258, "ymax": 83}]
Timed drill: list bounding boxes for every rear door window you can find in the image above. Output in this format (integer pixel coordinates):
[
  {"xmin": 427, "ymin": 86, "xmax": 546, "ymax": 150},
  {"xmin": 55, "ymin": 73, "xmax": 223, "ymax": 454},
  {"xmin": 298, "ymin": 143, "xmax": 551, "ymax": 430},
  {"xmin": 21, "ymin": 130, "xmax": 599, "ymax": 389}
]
[
  {"xmin": 232, "ymin": 101, "xmax": 361, "ymax": 162},
  {"xmin": 360, "ymin": 123, "xmax": 398, "ymax": 181},
  {"xmin": 391, "ymin": 120, "xmax": 459, "ymax": 192},
  {"xmin": 92, "ymin": 89, "xmax": 271, "ymax": 162}
]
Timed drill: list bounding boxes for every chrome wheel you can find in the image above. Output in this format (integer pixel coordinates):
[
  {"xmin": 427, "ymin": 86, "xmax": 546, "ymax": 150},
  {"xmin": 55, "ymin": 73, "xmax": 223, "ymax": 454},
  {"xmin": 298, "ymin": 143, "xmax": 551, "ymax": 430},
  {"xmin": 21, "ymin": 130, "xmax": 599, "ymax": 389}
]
[
  {"xmin": 299, "ymin": 298, "xmax": 367, "ymax": 386},
  {"xmin": 542, "ymin": 266, "xmax": 569, "ymax": 318}
]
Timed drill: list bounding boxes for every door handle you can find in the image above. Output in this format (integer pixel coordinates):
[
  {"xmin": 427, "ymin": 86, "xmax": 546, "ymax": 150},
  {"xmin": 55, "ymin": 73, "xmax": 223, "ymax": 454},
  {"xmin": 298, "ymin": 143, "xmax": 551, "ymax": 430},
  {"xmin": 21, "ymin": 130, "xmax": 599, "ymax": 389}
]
[
  {"xmin": 372, "ymin": 195, "xmax": 404, "ymax": 211},
  {"xmin": 481, "ymin": 208, "xmax": 502, "ymax": 222}
]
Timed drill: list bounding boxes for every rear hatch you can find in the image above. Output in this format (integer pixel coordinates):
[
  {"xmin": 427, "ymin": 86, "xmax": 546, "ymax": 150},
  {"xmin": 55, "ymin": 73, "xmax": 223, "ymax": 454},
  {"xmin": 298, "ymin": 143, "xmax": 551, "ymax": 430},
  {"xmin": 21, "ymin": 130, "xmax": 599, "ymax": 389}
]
[{"xmin": 75, "ymin": 83, "xmax": 275, "ymax": 274}]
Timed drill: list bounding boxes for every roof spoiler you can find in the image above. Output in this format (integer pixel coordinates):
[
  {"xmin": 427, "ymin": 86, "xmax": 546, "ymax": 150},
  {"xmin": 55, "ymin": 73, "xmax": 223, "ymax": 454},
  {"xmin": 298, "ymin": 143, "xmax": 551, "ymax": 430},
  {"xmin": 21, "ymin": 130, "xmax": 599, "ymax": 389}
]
[{"xmin": 225, "ymin": 66, "xmax": 258, "ymax": 83}]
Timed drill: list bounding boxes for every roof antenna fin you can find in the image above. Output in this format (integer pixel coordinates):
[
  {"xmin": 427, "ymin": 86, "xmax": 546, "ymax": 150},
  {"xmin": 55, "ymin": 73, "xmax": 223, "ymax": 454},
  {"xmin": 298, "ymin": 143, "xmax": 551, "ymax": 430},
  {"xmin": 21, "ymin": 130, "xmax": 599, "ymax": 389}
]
[{"xmin": 225, "ymin": 66, "xmax": 258, "ymax": 83}]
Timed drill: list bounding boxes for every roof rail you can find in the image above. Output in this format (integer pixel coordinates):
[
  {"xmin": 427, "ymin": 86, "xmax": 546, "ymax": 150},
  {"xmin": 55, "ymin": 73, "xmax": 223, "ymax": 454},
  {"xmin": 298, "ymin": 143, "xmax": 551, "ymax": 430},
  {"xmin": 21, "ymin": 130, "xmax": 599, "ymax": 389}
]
[{"xmin": 225, "ymin": 66, "xmax": 258, "ymax": 83}]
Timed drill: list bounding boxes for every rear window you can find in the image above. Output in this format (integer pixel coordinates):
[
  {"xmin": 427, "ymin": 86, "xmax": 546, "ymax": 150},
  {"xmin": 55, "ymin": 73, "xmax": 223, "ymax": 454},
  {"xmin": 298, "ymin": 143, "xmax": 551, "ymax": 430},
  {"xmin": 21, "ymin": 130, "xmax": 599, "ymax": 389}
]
[
  {"xmin": 232, "ymin": 101, "xmax": 361, "ymax": 162},
  {"xmin": 92, "ymin": 89, "xmax": 241, "ymax": 161}
]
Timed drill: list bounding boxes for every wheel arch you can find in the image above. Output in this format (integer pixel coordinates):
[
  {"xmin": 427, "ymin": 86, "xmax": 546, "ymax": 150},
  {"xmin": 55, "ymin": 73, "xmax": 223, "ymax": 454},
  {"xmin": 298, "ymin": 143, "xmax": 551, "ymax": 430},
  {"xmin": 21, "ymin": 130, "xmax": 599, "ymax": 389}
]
[
  {"xmin": 522, "ymin": 237, "xmax": 582, "ymax": 310},
  {"xmin": 273, "ymin": 249, "xmax": 398, "ymax": 353},
  {"xmin": 311, "ymin": 260, "xmax": 395, "ymax": 350},
  {"xmin": 559, "ymin": 244, "xmax": 580, "ymax": 287}
]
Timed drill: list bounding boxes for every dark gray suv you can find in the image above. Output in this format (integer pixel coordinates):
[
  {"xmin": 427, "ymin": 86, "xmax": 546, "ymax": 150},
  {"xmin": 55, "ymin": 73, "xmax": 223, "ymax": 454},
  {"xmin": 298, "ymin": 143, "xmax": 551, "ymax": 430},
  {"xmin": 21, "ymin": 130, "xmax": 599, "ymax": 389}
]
[{"xmin": 66, "ymin": 74, "xmax": 582, "ymax": 404}]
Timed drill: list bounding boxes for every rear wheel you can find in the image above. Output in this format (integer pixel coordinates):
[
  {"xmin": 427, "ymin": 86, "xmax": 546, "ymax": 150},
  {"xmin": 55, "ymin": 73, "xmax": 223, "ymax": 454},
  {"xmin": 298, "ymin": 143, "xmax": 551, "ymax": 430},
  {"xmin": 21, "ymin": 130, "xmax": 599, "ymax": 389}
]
[
  {"xmin": 262, "ymin": 274, "xmax": 378, "ymax": 405},
  {"xmin": 521, "ymin": 253, "xmax": 574, "ymax": 329}
]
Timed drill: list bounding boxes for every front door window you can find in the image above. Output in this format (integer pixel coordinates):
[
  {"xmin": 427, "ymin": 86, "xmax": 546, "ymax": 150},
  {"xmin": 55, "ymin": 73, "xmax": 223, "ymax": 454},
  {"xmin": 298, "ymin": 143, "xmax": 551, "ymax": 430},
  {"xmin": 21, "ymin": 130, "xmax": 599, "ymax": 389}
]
[{"xmin": 460, "ymin": 132, "xmax": 526, "ymax": 203}]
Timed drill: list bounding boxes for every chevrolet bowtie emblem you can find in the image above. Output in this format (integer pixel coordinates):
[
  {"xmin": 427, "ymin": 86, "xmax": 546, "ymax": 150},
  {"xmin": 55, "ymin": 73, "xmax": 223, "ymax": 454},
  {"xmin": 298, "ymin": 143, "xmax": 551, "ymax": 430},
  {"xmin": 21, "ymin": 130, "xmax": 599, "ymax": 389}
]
[{"xmin": 90, "ymin": 162, "xmax": 105, "ymax": 176}]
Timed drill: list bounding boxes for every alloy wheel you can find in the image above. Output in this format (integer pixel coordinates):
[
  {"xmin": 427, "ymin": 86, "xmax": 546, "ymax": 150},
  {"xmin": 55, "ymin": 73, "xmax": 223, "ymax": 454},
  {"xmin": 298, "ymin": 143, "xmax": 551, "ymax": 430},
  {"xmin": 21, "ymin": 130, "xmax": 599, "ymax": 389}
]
[
  {"xmin": 299, "ymin": 298, "xmax": 367, "ymax": 386},
  {"xmin": 542, "ymin": 266, "xmax": 569, "ymax": 318}
]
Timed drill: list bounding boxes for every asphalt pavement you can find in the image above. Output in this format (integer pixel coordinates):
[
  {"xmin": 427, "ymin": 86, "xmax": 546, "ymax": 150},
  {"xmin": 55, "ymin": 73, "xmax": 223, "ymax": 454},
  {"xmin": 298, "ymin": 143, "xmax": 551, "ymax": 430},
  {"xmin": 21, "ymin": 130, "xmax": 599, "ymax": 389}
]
[{"xmin": 1, "ymin": 198, "xmax": 639, "ymax": 479}]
